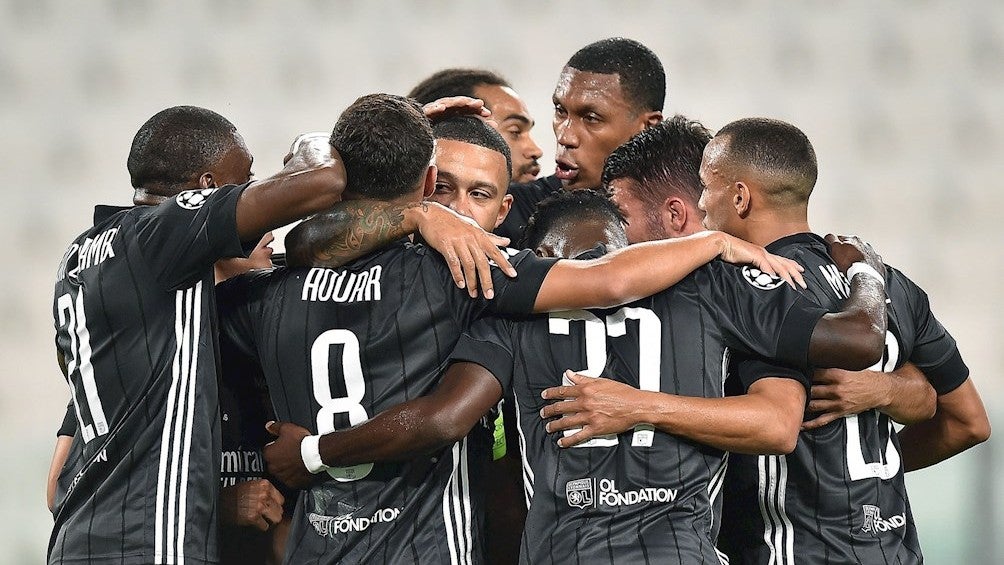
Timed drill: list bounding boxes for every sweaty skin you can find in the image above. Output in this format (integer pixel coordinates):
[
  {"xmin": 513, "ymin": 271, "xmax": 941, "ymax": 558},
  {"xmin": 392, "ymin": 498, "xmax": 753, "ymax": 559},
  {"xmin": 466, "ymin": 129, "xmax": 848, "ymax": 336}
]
[{"xmin": 552, "ymin": 68, "xmax": 660, "ymax": 190}]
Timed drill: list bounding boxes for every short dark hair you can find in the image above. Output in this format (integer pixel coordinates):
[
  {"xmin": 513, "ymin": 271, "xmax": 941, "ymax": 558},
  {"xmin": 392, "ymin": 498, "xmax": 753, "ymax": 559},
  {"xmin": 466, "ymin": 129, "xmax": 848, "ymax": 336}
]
[
  {"xmin": 408, "ymin": 68, "xmax": 510, "ymax": 105},
  {"xmin": 330, "ymin": 93, "xmax": 434, "ymax": 200},
  {"xmin": 432, "ymin": 116, "xmax": 513, "ymax": 183},
  {"xmin": 521, "ymin": 189, "xmax": 627, "ymax": 250},
  {"xmin": 127, "ymin": 105, "xmax": 240, "ymax": 189},
  {"xmin": 603, "ymin": 115, "xmax": 712, "ymax": 208},
  {"xmin": 566, "ymin": 37, "xmax": 665, "ymax": 112},
  {"xmin": 715, "ymin": 118, "xmax": 818, "ymax": 205}
]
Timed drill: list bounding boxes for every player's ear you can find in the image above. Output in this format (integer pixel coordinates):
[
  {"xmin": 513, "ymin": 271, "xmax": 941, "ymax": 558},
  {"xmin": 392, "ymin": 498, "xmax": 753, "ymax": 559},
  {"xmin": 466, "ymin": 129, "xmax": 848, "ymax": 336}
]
[
  {"xmin": 421, "ymin": 165, "xmax": 437, "ymax": 198},
  {"xmin": 641, "ymin": 110, "xmax": 663, "ymax": 129},
  {"xmin": 198, "ymin": 172, "xmax": 215, "ymax": 189},
  {"xmin": 734, "ymin": 181, "xmax": 751, "ymax": 217},
  {"xmin": 535, "ymin": 243, "xmax": 556, "ymax": 258},
  {"xmin": 664, "ymin": 197, "xmax": 689, "ymax": 236},
  {"xmin": 495, "ymin": 194, "xmax": 514, "ymax": 229}
]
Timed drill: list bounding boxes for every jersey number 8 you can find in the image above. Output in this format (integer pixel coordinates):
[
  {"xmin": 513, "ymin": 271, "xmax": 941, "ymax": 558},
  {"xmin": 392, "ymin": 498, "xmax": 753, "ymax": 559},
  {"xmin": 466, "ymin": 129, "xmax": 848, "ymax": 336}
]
[{"xmin": 311, "ymin": 329, "xmax": 373, "ymax": 481}]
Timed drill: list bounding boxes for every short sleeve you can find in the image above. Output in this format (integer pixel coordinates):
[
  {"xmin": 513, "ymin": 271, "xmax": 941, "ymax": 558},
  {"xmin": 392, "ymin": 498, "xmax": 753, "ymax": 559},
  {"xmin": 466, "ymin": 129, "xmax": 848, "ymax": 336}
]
[
  {"xmin": 890, "ymin": 268, "xmax": 970, "ymax": 394},
  {"xmin": 702, "ymin": 262, "xmax": 827, "ymax": 371},
  {"xmin": 57, "ymin": 401, "xmax": 77, "ymax": 437},
  {"xmin": 449, "ymin": 316, "xmax": 516, "ymax": 396},
  {"xmin": 728, "ymin": 353, "xmax": 812, "ymax": 396},
  {"xmin": 134, "ymin": 183, "xmax": 250, "ymax": 291},
  {"xmin": 488, "ymin": 249, "xmax": 559, "ymax": 316}
]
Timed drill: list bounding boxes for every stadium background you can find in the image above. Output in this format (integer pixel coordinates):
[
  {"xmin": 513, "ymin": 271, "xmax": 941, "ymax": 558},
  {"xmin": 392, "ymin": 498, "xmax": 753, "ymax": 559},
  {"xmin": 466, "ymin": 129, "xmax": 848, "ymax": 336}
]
[{"xmin": 1, "ymin": 1, "xmax": 1000, "ymax": 562}]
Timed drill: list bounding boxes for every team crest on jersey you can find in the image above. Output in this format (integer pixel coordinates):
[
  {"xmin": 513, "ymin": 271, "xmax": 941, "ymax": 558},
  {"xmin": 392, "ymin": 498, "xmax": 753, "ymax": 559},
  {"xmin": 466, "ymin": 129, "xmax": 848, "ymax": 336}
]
[
  {"xmin": 175, "ymin": 188, "xmax": 217, "ymax": 210},
  {"xmin": 741, "ymin": 265, "xmax": 785, "ymax": 290},
  {"xmin": 566, "ymin": 478, "xmax": 595, "ymax": 509},
  {"xmin": 860, "ymin": 504, "xmax": 906, "ymax": 535}
]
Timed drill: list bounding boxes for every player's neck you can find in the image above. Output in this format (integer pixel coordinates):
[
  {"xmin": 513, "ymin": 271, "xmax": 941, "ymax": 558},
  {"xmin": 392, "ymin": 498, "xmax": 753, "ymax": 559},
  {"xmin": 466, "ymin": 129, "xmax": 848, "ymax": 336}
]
[
  {"xmin": 133, "ymin": 185, "xmax": 191, "ymax": 206},
  {"xmin": 743, "ymin": 211, "xmax": 811, "ymax": 247}
]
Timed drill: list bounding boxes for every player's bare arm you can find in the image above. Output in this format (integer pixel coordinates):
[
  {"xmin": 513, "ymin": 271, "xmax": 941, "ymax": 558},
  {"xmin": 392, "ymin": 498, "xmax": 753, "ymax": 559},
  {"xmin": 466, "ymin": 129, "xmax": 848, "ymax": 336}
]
[
  {"xmin": 284, "ymin": 199, "xmax": 515, "ymax": 298},
  {"xmin": 898, "ymin": 378, "xmax": 991, "ymax": 472},
  {"xmin": 806, "ymin": 234, "xmax": 888, "ymax": 369},
  {"xmin": 532, "ymin": 230, "xmax": 806, "ymax": 312},
  {"xmin": 542, "ymin": 371, "xmax": 805, "ymax": 453},
  {"xmin": 264, "ymin": 362, "xmax": 502, "ymax": 489},
  {"xmin": 802, "ymin": 363, "xmax": 936, "ymax": 430},
  {"xmin": 46, "ymin": 435, "xmax": 73, "ymax": 513},
  {"xmin": 233, "ymin": 132, "xmax": 347, "ymax": 240}
]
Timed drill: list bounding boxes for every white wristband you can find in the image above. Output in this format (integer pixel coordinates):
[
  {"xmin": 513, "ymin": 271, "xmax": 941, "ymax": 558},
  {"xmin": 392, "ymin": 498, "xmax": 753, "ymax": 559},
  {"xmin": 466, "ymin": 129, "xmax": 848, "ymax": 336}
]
[
  {"xmin": 846, "ymin": 262, "xmax": 884, "ymax": 285},
  {"xmin": 300, "ymin": 435, "xmax": 328, "ymax": 474}
]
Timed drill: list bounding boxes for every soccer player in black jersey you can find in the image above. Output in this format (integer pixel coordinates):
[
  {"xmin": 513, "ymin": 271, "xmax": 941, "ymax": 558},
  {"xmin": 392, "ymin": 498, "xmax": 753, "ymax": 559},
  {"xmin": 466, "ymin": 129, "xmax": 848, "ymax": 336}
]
[
  {"xmin": 218, "ymin": 96, "xmax": 804, "ymax": 565},
  {"xmin": 496, "ymin": 37, "xmax": 666, "ymax": 240},
  {"xmin": 48, "ymin": 236, "xmax": 291, "ymax": 565},
  {"xmin": 48, "ymin": 105, "xmax": 349, "ymax": 565},
  {"xmin": 449, "ymin": 118, "xmax": 890, "ymax": 564},
  {"xmin": 409, "ymin": 68, "xmax": 543, "ymax": 184},
  {"xmin": 697, "ymin": 118, "xmax": 957, "ymax": 564},
  {"xmin": 799, "ymin": 315, "xmax": 989, "ymax": 472}
]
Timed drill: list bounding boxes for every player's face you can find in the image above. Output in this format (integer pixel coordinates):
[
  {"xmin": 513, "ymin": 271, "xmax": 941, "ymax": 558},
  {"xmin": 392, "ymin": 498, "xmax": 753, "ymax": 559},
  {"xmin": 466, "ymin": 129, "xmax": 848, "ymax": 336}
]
[
  {"xmin": 208, "ymin": 137, "xmax": 254, "ymax": 187},
  {"xmin": 537, "ymin": 218, "xmax": 625, "ymax": 259},
  {"xmin": 474, "ymin": 84, "xmax": 542, "ymax": 184},
  {"xmin": 608, "ymin": 177, "xmax": 663, "ymax": 244},
  {"xmin": 552, "ymin": 67, "xmax": 654, "ymax": 190},
  {"xmin": 429, "ymin": 139, "xmax": 513, "ymax": 231},
  {"xmin": 697, "ymin": 138, "xmax": 737, "ymax": 235}
]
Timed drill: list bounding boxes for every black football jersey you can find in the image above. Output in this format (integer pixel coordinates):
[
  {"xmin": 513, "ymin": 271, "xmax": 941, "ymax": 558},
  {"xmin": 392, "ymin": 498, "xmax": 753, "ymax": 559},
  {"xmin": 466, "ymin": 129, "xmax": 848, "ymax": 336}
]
[
  {"xmin": 450, "ymin": 252, "xmax": 825, "ymax": 564},
  {"xmin": 49, "ymin": 185, "xmax": 249, "ymax": 565},
  {"xmin": 217, "ymin": 242, "xmax": 556, "ymax": 565},
  {"xmin": 719, "ymin": 233, "xmax": 965, "ymax": 565}
]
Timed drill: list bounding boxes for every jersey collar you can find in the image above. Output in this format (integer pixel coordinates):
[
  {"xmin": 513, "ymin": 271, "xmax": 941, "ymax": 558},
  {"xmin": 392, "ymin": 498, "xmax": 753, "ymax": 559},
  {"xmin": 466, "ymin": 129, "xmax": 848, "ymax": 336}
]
[
  {"xmin": 765, "ymin": 232, "xmax": 826, "ymax": 253},
  {"xmin": 93, "ymin": 205, "xmax": 132, "ymax": 225}
]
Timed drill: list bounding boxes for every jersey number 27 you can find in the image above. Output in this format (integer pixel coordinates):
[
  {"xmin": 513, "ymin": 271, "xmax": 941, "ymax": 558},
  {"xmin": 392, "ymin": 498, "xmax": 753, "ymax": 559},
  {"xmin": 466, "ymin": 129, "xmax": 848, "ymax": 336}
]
[{"xmin": 549, "ymin": 307, "xmax": 661, "ymax": 449}]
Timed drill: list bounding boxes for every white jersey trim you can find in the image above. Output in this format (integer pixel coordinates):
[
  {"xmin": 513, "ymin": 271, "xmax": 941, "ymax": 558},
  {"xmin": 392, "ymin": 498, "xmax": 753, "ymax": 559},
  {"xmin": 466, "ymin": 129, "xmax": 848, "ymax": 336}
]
[
  {"xmin": 511, "ymin": 392, "xmax": 534, "ymax": 507},
  {"xmin": 443, "ymin": 438, "xmax": 473, "ymax": 565},
  {"xmin": 155, "ymin": 282, "xmax": 202, "ymax": 564},
  {"xmin": 758, "ymin": 454, "xmax": 795, "ymax": 565}
]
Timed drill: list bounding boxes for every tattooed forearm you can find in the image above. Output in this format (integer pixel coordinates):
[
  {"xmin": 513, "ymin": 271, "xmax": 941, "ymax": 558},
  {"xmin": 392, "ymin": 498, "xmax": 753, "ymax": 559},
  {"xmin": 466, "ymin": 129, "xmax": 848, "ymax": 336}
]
[{"xmin": 285, "ymin": 200, "xmax": 427, "ymax": 268}]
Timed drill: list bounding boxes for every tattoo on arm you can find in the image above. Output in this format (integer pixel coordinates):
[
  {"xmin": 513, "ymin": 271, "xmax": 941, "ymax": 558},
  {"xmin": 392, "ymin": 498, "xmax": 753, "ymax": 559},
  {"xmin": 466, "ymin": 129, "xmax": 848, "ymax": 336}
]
[{"xmin": 286, "ymin": 200, "xmax": 427, "ymax": 268}]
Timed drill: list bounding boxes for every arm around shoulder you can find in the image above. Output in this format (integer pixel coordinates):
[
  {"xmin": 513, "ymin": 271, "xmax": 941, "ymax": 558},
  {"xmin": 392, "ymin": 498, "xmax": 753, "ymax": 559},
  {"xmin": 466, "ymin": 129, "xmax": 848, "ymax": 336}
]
[
  {"xmin": 235, "ymin": 133, "xmax": 347, "ymax": 241},
  {"xmin": 807, "ymin": 261, "xmax": 888, "ymax": 369}
]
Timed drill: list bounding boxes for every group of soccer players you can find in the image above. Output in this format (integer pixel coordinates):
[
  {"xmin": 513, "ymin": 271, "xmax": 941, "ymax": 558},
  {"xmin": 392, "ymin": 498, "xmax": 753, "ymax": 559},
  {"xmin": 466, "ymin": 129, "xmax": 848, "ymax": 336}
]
[{"xmin": 48, "ymin": 36, "xmax": 989, "ymax": 565}]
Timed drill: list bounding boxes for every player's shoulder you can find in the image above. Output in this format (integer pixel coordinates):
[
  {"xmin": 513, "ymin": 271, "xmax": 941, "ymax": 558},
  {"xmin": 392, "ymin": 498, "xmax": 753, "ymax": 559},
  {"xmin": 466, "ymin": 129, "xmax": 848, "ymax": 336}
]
[
  {"xmin": 765, "ymin": 232, "xmax": 831, "ymax": 264},
  {"xmin": 883, "ymin": 263, "xmax": 920, "ymax": 290},
  {"xmin": 699, "ymin": 259, "xmax": 790, "ymax": 293},
  {"xmin": 395, "ymin": 239, "xmax": 453, "ymax": 273},
  {"xmin": 218, "ymin": 266, "xmax": 285, "ymax": 296},
  {"xmin": 883, "ymin": 263, "xmax": 928, "ymax": 306},
  {"xmin": 75, "ymin": 204, "xmax": 134, "ymax": 236},
  {"xmin": 364, "ymin": 239, "xmax": 464, "ymax": 293}
]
